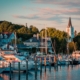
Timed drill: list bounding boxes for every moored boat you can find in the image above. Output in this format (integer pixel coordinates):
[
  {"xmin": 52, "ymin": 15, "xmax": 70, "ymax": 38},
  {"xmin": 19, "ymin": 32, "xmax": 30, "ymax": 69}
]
[{"xmin": 11, "ymin": 60, "xmax": 35, "ymax": 72}]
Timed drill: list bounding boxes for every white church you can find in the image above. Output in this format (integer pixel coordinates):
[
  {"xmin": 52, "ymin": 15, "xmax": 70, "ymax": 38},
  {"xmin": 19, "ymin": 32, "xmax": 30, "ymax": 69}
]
[{"xmin": 66, "ymin": 17, "xmax": 74, "ymax": 42}]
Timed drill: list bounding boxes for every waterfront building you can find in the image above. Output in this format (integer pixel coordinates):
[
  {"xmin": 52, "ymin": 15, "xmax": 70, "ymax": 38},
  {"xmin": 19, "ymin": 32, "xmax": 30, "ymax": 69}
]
[
  {"xmin": 66, "ymin": 17, "xmax": 74, "ymax": 42},
  {"xmin": 23, "ymin": 34, "xmax": 53, "ymax": 54},
  {"xmin": 0, "ymin": 32, "xmax": 16, "ymax": 46}
]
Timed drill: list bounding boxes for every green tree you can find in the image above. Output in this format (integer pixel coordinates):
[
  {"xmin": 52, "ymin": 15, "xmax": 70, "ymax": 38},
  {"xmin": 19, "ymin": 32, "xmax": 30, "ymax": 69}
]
[{"xmin": 29, "ymin": 25, "xmax": 39, "ymax": 34}]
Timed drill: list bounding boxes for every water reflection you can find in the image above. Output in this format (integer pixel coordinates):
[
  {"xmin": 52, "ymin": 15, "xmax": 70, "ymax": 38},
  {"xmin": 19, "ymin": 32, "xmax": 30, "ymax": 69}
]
[
  {"xmin": 42, "ymin": 70, "xmax": 47, "ymax": 80},
  {"xmin": 0, "ymin": 73, "xmax": 9, "ymax": 80},
  {"xmin": 0, "ymin": 65, "xmax": 80, "ymax": 80},
  {"xmin": 40, "ymin": 70, "xmax": 42, "ymax": 79}
]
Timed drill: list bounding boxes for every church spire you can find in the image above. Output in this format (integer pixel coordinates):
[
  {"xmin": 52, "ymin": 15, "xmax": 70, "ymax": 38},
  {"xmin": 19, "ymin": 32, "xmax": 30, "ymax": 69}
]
[{"xmin": 68, "ymin": 17, "xmax": 72, "ymax": 27}]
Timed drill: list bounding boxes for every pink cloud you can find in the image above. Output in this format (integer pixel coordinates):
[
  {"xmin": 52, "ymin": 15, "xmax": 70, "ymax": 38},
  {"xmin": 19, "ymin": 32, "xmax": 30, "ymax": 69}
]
[
  {"xmin": 38, "ymin": 7, "xmax": 80, "ymax": 16},
  {"xmin": 12, "ymin": 6, "xmax": 80, "ymax": 23},
  {"xmin": 34, "ymin": 0, "xmax": 80, "ymax": 6}
]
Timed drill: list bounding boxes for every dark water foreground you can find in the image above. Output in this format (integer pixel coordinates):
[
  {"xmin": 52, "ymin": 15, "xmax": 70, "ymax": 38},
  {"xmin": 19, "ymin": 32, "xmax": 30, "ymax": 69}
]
[{"xmin": 0, "ymin": 65, "xmax": 80, "ymax": 80}]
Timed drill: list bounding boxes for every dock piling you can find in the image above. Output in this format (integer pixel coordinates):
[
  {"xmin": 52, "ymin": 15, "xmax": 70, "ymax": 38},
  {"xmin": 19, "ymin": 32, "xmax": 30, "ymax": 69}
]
[
  {"xmin": 40, "ymin": 57, "xmax": 42, "ymax": 72},
  {"xmin": 26, "ymin": 60, "xmax": 28, "ymax": 80},
  {"xmin": 9, "ymin": 62, "xmax": 11, "ymax": 80},
  {"xmin": 44, "ymin": 57, "xmax": 46, "ymax": 72},
  {"xmin": 35, "ymin": 57, "xmax": 37, "ymax": 80},
  {"xmin": 18, "ymin": 62, "xmax": 20, "ymax": 80}
]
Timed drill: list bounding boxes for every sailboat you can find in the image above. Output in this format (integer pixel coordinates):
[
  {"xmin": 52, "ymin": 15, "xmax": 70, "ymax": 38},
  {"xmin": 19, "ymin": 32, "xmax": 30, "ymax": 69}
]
[
  {"xmin": 10, "ymin": 32, "xmax": 34, "ymax": 72},
  {"xmin": 0, "ymin": 32, "xmax": 34, "ymax": 72},
  {"xmin": 11, "ymin": 60, "xmax": 34, "ymax": 72},
  {"xmin": 38, "ymin": 27, "xmax": 54, "ymax": 66}
]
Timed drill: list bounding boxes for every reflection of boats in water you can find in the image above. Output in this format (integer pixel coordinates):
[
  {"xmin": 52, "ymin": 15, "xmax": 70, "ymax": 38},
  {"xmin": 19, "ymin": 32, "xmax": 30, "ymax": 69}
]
[
  {"xmin": 70, "ymin": 59, "xmax": 79, "ymax": 65},
  {"xmin": 0, "ymin": 73, "xmax": 9, "ymax": 80}
]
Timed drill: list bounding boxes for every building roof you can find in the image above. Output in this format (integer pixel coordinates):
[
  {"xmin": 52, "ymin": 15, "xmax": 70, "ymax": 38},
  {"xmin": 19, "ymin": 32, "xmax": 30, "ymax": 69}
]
[
  {"xmin": 25, "ymin": 37, "xmax": 40, "ymax": 42},
  {"xmin": 0, "ymin": 32, "xmax": 13, "ymax": 39},
  {"xmin": 25, "ymin": 36, "xmax": 51, "ymax": 43}
]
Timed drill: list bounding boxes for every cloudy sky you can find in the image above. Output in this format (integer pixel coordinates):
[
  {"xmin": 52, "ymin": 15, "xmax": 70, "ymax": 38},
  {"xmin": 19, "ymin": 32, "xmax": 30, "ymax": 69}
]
[{"xmin": 0, "ymin": 0, "xmax": 80, "ymax": 32}]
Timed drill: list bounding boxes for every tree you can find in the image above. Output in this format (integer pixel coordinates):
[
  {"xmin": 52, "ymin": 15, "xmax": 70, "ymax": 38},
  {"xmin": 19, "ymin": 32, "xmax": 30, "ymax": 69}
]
[
  {"xmin": 69, "ymin": 42, "xmax": 74, "ymax": 53},
  {"xmin": 29, "ymin": 25, "xmax": 39, "ymax": 34}
]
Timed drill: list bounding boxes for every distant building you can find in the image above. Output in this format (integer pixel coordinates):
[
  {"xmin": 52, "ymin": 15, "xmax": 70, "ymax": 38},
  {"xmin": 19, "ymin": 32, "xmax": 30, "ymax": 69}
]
[
  {"xmin": 22, "ymin": 34, "xmax": 53, "ymax": 54},
  {"xmin": 66, "ymin": 17, "xmax": 74, "ymax": 42}
]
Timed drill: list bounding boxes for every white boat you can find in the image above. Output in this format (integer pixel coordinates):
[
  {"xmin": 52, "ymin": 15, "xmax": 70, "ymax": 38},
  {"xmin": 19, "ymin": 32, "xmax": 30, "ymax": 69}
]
[
  {"xmin": 11, "ymin": 60, "xmax": 34, "ymax": 72},
  {"xmin": 0, "ymin": 56, "xmax": 10, "ymax": 73},
  {"xmin": 0, "ymin": 60, "xmax": 9, "ymax": 73},
  {"xmin": 58, "ymin": 58, "xmax": 70, "ymax": 65},
  {"xmin": 2, "ymin": 55, "xmax": 35, "ymax": 72}
]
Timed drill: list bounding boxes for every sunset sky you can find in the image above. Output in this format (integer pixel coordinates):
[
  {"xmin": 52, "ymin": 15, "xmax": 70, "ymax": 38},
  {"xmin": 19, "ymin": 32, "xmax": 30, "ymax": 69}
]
[{"xmin": 0, "ymin": 0, "xmax": 80, "ymax": 32}]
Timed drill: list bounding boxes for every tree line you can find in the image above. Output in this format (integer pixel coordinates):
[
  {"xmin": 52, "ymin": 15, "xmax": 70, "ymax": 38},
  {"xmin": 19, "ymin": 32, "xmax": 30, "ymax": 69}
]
[{"xmin": 0, "ymin": 21, "xmax": 80, "ymax": 54}]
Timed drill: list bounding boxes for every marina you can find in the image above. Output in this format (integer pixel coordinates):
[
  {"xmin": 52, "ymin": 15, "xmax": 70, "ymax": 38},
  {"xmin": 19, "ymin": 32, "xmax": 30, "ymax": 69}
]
[{"xmin": 0, "ymin": 0, "xmax": 80, "ymax": 80}]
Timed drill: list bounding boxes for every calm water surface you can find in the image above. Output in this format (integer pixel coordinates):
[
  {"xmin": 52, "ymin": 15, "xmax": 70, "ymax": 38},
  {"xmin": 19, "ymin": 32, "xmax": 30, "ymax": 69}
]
[{"xmin": 0, "ymin": 65, "xmax": 80, "ymax": 80}]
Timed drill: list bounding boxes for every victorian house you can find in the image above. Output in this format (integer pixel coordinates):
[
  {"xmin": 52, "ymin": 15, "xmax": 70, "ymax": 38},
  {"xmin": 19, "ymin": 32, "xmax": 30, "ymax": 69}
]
[
  {"xmin": 0, "ymin": 32, "xmax": 16, "ymax": 46},
  {"xmin": 23, "ymin": 34, "xmax": 53, "ymax": 54}
]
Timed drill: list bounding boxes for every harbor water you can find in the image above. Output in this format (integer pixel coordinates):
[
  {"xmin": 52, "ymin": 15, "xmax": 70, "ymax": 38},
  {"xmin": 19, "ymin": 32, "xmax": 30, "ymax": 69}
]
[{"xmin": 0, "ymin": 65, "xmax": 80, "ymax": 80}]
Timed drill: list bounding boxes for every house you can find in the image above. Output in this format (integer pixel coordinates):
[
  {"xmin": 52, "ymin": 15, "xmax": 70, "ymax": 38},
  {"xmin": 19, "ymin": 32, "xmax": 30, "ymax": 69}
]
[
  {"xmin": 23, "ymin": 34, "xmax": 40, "ymax": 48},
  {"xmin": 0, "ymin": 32, "xmax": 16, "ymax": 46},
  {"xmin": 23, "ymin": 34, "xmax": 53, "ymax": 54}
]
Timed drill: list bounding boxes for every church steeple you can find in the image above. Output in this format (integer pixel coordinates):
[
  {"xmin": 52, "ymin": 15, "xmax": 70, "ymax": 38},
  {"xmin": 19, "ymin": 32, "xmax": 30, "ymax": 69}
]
[
  {"xmin": 66, "ymin": 17, "xmax": 74, "ymax": 42},
  {"xmin": 68, "ymin": 17, "xmax": 72, "ymax": 27}
]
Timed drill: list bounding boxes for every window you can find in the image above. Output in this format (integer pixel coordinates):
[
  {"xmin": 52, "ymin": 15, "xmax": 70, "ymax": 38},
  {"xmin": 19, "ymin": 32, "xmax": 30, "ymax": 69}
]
[
  {"xmin": 30, "ymin": 39, "xmax": 32, "ymax": 42},
  {"xmin": 0, "ymin": 34, "xmax": 3, "ymax": 38}
]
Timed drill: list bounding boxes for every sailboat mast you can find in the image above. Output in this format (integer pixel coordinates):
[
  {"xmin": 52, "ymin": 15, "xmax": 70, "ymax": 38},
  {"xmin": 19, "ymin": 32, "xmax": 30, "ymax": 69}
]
[
  {"xmin": 41, "ymin": 31, "xmax": 43, "ymax": 53},
  {"xmin": 45, "ymin": 26, "xmax": 47, "ymax": 54},
  {"xmin": 14, "ymin": 32, "xmax": 17, "ymax": 53}
]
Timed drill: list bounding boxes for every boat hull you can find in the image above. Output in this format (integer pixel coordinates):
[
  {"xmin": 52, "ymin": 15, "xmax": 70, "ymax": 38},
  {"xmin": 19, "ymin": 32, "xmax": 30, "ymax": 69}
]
[{"xmin": 11, "ymin": 61, "xmax": 34, "ymax": 71}]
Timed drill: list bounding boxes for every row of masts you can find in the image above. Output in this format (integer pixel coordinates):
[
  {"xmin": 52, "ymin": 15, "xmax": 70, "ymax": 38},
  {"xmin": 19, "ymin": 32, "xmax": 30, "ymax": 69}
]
[
  {"xmin": 41, "ymin": 26, "xmax": 56, "ymax": 55},
  {"xmin": 14, "ymin": 28, "xmax": 56, "ymax": 54}
]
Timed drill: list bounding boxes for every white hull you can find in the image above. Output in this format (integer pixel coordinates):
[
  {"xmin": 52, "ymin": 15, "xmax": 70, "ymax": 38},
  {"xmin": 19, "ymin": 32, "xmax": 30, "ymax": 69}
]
[
  {"xmin": 11, "ymin": 61, "xmax": 34, "ymax": 71},
  {"xmin": 0, "ymin": 61, "xmax": 10, "ymax": 73},
  {"xmin": 58, "ymin": 60, "xmax": 70, "ymax": 65}
]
